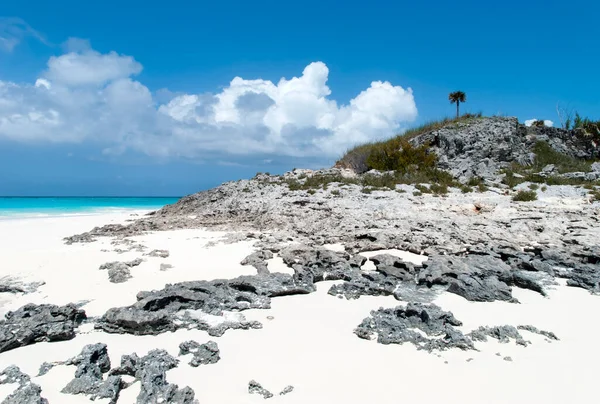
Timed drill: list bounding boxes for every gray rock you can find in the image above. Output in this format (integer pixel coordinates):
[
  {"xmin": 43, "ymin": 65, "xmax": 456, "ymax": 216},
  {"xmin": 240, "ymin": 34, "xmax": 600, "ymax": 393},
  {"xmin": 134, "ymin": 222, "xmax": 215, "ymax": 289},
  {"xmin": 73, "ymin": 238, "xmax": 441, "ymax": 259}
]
[
  {"xmin": 178, "ymin": 340, "xmax": 220, "ymax": 367},
  {"xmin": 109, "ymin": 349, "xmax": 196, "ymax": 404},
  {"xmin": 248, "ymin": 380, "xmax": 273, "ymax": 399},
  {"xmin": 279, "ymin": 385, "xmax": 294, "ymax": 395},
  {"xmin": 37, "ymin": 362, "xmax": 55, "ymax": 377},
  {"xmin": 0, "ymin": 278, "xmax": 45, "ymax": 295},
  {"xmin": 241, "ymin": 250, "xmax": 274, "ymax": 274},
  {"xmin": 160, "ymin": 263, "xmax": 173, "ymax": 271},
  {"xmin": 99, "ymin": 259, "xmax": 143, "ymax": 284},
  {"xmin": 145, "ymin": 249, "xmax": 170, "ymax": 258},
  {"xmin": 0, "ymin": 303, "xmax": 86, "ymax": 354},
  {"xmin": 468, "ymin": 325, "xmax": 529, "ymax": 346},
  {"xmin": 96, "ymin": 273, "xmax": 312, "ymax": 336},
  {"xmin": 517, "ymin": 325, "xmax": 559, "ymax": 340},
  {"xmin": 0, "ymin": 366, "xmax": 49, "ymax": 404},
  {"xmin": 369, "ymin": 254, "xmax": 417, "ymax": 282},
  {"xmin": 354, "ymin": 303, "xmax": 475, "ymax": 351},
  {"xmin": 61, "ymin": 343, "xmax": 124, "ymax": 403}
]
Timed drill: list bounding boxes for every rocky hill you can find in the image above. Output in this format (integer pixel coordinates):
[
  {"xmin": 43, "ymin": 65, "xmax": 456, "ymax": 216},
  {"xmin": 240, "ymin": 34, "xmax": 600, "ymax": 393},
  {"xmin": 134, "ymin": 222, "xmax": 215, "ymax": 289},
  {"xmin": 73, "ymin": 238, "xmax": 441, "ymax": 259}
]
[{"xmin": 408, "ymin": 117, "xmax": 597, "ymax": 182}]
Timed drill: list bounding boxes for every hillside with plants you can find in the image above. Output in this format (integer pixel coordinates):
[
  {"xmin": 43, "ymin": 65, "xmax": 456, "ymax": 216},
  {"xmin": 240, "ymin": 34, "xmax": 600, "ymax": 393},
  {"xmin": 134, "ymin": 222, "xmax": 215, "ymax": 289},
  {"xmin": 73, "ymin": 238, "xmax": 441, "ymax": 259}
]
[{"xmin": 335, "ymin": 113, "xmax": 600, "ymax": 194}]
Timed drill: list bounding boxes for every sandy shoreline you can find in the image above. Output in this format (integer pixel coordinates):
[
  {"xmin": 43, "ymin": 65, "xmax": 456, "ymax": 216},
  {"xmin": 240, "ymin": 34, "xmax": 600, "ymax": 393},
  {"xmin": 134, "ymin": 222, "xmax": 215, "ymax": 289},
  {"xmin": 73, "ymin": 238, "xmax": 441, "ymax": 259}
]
[{"xmin": 1, "ymin": 211, "xmax": 599, "ymax": 403}]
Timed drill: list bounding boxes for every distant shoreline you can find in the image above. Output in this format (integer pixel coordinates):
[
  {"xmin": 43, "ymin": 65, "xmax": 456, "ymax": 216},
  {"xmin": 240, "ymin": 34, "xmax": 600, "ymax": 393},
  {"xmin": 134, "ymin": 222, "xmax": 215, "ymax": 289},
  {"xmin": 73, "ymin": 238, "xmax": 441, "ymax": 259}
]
[{"xmin": 0, "ymin": 196, "xmax": 180, "ymax": 218}]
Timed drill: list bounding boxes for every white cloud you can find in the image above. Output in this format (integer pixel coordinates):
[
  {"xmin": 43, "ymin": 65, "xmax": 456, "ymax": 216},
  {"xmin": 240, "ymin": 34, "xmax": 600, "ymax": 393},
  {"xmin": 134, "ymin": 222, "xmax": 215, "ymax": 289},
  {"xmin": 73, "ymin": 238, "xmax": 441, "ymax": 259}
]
[
  {"xmin": 0, "ymin": 43, "xmax": 418, "ymax": 160},
  {"xmin": 0, "ymin": 17, "xmax": 47, "ymax": 52},
  {"xmin": 525, "ymin": 119, "xmax": 554, "ymax": 127}
]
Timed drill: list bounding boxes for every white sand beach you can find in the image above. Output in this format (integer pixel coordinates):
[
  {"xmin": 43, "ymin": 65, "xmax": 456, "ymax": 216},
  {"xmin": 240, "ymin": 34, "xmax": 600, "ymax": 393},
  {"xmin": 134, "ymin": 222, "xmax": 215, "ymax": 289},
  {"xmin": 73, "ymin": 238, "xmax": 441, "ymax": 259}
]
[{"xmin": 1, "ymin": 211, "xmax": 599, "ymax": 403}]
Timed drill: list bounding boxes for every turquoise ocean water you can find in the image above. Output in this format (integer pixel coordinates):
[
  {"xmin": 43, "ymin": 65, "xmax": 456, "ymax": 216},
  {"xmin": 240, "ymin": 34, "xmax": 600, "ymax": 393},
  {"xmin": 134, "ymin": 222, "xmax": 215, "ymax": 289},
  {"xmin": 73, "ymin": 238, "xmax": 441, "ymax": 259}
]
[{"xmin": 0, "ymin": 197, "xmax": 180, "ymax": 218}]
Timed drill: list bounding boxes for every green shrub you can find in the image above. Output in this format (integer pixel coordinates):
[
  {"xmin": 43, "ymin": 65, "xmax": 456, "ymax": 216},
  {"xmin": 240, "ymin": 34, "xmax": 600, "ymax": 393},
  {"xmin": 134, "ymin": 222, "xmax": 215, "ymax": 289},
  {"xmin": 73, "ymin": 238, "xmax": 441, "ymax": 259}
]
[
  {"xmin": 413, "ymin": 191, "xmax": 423, "ymax": 197},
  {"xmin": 307, "ymin": 189, "xmax": 316, "ymax": 195},
  {"xmin": 460, "ymin": 185, "xmax": 473, "ymax": 193},
  {"xmin": 336, "ymin": 114, "xmax": 482, "ymax": 172},
  {"xmin": 541, "ymin": 186, "xmax": 548, "ymax": 192},
  {"xmin": 528, "ymin": 183, "xmax": 539, "ymax": 190},
  {"xmin": 365, "ymin": 139, "xmax": 437, "ymax": 173},
  {"xmin": 415, "ymin": 184, "xmax": 431, "ymax": 194},
  {"xmin": 512, "ymin": 190, "xmax": 537, "ymax": 202},
  {"xmin": 429, "ymin": 183, "xmax": 449, "ymax": 195},
  {"xmin": 331, "ymin": 190, "xmax": 341, "ymax": 196},
  {"xmin": 477, "ymin": 183, "xmax": 489, "ymax": 192}
]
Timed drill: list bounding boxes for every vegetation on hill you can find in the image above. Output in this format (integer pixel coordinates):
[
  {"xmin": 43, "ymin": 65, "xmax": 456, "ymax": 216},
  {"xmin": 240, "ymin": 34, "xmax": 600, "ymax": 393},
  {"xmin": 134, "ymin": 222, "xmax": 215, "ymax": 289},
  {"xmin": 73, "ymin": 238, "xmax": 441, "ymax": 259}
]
[{"xmin": 336, "ymin": 113, "xmax": 482, "ymax": 175}]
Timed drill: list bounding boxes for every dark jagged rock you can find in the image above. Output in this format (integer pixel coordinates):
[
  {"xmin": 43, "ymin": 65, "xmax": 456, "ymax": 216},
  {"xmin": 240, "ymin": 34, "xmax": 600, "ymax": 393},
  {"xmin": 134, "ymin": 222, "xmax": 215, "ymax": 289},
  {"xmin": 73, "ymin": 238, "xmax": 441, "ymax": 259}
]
[
  {"xmin": 241, "ymin": 250, "xmax": 274, "ymax": 274},
  {"xmin": 468, "ymin": 325, "xmax": 529, "ymax": 346},
  {"xmin": 418, "ymin": 255, "xmax": 516, "ymax": 302},
  {"xmin": 0, "ymin": 303, "xmax": 86, "ymax": 354},
  {"xmin": 370, "ymin": 254, "xmax": 418, "ymax": 281},
  {"xmin": 354, "ymin": 303, "xmax": 475, "ymax": 351},
  {"xmin": 134, "ymin": 350, "xmax": 196, "ymax": 404},
  {"xmin": 96, "ymin": 272, "xmax": 312, "ymax": 336},
  {"xmin": 61, "ymin": 343, "xmax": 125, "ymax": 403},
  {"xmin": 108, "ymin": 350, "xmax": 195, "ymax": 403},
  {"xmin": 447, "ymin": 274, "xmax": 515, "ymax": 302},
  {"xmin": 279, "ymin": 385, "xmax": 294, "ymax": 395},
  {"xmin": 178, "ymin": 340, "xmax": 220, "ymax": 367},
  {"xmin": 517, "ymin": 325, "xmax": 559, "ymax": 340},
  {"xmin": 327, "ymin": 270, "xmax": 397, "ymax": 300},
  {"xmin": 37, "ymin": 362, "xmax": 54, "ymax": 377},
  {"xmin": 0, "ymin": 366, "xmax": 49, "ymax": 404},
  {"xmin": 248, "ymin": 380, "xmax": 273, "ymax": 399},
  {"xmin": 280, "ymin": 245, "xmax": 363, "ymax": 284}
]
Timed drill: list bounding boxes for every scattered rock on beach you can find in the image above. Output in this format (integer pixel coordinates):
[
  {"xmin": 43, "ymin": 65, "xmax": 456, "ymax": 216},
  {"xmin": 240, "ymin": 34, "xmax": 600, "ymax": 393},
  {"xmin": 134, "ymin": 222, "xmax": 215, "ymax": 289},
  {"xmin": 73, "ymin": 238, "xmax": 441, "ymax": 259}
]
[
  {"xmin": 145, "ymin": 249, "xmax": 170, "ymax": 258},
  {"xmin": 248, "ymin": 380, "xmax": 273, "ymax": 399},
  {"xmin": 95, "ymin": 273, "xmax": 311, "ymax": 336},
  {"xmin": 160, "ymin": 263, "xmax": 173, "ymax": 271},
  {"xmin": 0, "ymin": 277, "xmax": 45, "ymax": 295},
  {"xmin": 355, "ymin": 303, "xmax": 475, "ymax": 351},
  {"xmin": 0, "ymin": 365, "xmax": 49, "ymax": 404},
  {"xmin": 0, "ymin": 303, "xmax": 86, "ymax": 354},
  {"xmin": 279, "ymin": 385, "xmax": 294, "ymax": 395},
  {"xmin": 62, "ymin": 343, "xmax": 124, "ymax": 403},
  {"xmin": 99, "ymin": 259, "xmax": 143, "ymax": 284},
  {"xmin": 179, "ymin": 340, "xmax": 220, "ymax": 367}
]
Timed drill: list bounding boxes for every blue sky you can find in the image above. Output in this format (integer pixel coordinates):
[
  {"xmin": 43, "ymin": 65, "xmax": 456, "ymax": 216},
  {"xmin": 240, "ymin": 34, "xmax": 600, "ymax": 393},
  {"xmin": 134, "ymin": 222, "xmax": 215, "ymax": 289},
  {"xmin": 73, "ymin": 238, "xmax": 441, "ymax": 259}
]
[{"xmin": 0, "ymin": 0, "xmax": 597, "ymax": 196}]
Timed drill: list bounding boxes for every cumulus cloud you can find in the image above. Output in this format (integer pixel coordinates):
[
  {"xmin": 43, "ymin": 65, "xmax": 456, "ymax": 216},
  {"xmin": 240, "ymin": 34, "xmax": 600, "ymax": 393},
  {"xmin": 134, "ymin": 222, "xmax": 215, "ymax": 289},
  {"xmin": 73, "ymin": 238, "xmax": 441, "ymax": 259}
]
[
  {"xmin": 0, "ymin": 43, "xmax": 418, "ymax": 160},
  {"xmin": 525, "ymin": 119, "xmax": 554, "ymax": 127},
  {"xmin": 0, "ymin": 17, "xmax": 47, "ymax": 52}
]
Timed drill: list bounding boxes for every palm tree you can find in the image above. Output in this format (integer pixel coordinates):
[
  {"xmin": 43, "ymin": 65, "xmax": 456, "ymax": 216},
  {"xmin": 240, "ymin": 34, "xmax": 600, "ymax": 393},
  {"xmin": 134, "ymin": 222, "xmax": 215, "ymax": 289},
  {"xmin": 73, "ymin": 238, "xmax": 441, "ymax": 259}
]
[{"xmin": 448, "ymin": 91, "xmax": 466, "ymax": 118}]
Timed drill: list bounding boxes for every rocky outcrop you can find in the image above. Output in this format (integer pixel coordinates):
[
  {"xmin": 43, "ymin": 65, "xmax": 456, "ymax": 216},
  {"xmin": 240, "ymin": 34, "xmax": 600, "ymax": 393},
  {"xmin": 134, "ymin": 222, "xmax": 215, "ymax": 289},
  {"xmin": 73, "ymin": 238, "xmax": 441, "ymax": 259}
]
[
  {"xmin": 95, "ymin": 272, "xmax": 313, "ymax": 335},
  {"xmin": 0, "ymin": 303, "xmax": 86, "ymax": 354},
  {"xmin": 409, "ymin": 117, "xmax": 598, "ymax": 182}
]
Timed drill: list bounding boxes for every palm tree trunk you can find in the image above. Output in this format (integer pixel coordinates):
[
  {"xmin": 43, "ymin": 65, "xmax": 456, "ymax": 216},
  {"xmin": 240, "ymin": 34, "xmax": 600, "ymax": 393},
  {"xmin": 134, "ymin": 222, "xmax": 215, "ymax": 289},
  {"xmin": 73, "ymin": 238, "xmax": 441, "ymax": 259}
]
[{"xmin": 456, "ymin": 101, "xmax": 459, "ymax": 118}]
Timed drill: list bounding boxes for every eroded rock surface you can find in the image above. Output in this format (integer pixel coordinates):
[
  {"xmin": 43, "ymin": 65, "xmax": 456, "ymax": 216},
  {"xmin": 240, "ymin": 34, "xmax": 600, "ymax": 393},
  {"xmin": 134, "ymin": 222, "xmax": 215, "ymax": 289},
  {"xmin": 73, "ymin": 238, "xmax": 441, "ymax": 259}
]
[
  {"xmin": 0, "ymin": 366, "xmax": 48, "ymax": 404},
  {"xmin": 178, "ymin": 340, "xmax": 220, "ymax": 367},
  {"xmin": 62, "ymin": 343, "xmax": 123, "ymax": 403},
  {"xmin": 0, "ymin": 303, "xmax": 86, "ymax": 353}
]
